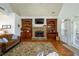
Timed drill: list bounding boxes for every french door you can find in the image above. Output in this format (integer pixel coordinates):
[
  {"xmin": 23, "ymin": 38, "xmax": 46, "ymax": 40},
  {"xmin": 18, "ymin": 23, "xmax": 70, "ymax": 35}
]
[
  {"xmin": 61, "ymin": 19, "xmax": 71, "ymax": 44},
  {"xmin": 72, "ymin": 17, "xmax": 79, "ymax": 48},
  {"xmin": 61, "ymin": 17, "xmax": 79, "ymax": 48}
]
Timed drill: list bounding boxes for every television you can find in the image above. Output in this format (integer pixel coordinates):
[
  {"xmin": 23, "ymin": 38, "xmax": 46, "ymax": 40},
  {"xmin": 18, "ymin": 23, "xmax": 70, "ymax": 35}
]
[{"xmin": 35, "ymin": 18, "xmax": 44, "ymax": 24}]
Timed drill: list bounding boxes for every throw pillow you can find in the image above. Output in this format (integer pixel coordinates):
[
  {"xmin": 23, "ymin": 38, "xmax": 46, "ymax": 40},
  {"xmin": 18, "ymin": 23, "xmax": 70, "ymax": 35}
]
[{"xmin": 2, "ymin": 38, "xmax": 8, "ymax": 43}]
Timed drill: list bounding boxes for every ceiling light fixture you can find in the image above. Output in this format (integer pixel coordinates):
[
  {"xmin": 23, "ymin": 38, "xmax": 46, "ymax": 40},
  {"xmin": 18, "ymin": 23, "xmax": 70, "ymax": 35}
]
[{"xmin": 52, "ymin": 12, "xmax": 55, "ymax": 14}]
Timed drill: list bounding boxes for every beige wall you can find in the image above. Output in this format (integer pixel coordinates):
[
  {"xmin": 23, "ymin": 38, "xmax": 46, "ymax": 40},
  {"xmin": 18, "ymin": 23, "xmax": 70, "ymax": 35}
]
[
  {"xmin": 0, "ymin": 13, "xmax": 15, "ymax": 34},
  {"xmin": 0, "ymin": 4, "xmax": 21, "ymax": 36}
]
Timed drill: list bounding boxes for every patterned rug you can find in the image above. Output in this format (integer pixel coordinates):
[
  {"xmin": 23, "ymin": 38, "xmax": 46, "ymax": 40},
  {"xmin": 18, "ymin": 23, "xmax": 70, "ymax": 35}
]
[{"xmin": 4, "ymin": 42, "xmax": 56, "ymax": 56}]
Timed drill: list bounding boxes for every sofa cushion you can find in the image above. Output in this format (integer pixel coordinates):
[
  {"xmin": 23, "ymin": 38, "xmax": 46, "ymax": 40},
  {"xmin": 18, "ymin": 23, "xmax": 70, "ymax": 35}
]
[
  {"xmin": 4, "ymin": 34, "xmax": 13, "ymax": 41},
  {"xmin": 0, "ymin": 34, "xmax": 13, "ymax": 41}
]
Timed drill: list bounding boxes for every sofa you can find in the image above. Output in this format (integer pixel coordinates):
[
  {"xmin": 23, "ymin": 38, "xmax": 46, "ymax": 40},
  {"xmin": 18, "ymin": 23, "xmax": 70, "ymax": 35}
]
[{"xmin": 0, "ymin": 34, "xmax": 20, "ymax": 55}]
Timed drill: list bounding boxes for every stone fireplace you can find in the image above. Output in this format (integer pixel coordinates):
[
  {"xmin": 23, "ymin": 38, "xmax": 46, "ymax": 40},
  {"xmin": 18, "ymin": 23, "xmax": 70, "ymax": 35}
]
[{"xmin": 32, "ymin": 26, "xmax": 47, "ymax": 40}]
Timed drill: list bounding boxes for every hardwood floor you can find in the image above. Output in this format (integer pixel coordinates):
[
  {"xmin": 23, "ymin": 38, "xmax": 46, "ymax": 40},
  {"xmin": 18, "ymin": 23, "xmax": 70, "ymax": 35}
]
[
  {"xmin": 50, "ymin": 39, "xmax": 74, "ymax": 56},
  {"xmin": 21, "ymin": 38, "xmax": 74, "ymax": 56}
]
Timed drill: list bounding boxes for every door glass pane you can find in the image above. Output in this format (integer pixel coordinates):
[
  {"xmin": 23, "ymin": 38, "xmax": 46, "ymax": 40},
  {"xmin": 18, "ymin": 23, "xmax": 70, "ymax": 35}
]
[
  {"xmin": 75, "ymin": 22, "xmax": 79, "ymax": 45},
  {"xmin": 73, "ymin": 17, "xmax": 79, "ymax": 47}
]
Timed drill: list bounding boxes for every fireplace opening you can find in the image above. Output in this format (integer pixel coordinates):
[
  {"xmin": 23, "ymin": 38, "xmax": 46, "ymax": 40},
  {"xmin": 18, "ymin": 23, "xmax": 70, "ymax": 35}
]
[{"xmin": 35, "ymin": 31, "xmax": 44, "ymax": 37}]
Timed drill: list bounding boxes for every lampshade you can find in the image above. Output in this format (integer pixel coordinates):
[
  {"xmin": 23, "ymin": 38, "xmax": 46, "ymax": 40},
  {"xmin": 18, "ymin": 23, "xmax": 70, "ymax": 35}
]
[
  {"xmin": 0, "ymin": 30, "xmax": 4, "ymax": 35},
  {"xmin": 0, "ymin": 28, "xmax": 8, "ymax": 35}
]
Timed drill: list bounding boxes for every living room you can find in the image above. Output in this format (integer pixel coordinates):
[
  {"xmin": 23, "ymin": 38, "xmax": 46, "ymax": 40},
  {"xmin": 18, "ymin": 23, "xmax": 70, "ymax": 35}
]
[{"xmin": 0, "ymin": 3, "xmax": 79, "ymax": 56}]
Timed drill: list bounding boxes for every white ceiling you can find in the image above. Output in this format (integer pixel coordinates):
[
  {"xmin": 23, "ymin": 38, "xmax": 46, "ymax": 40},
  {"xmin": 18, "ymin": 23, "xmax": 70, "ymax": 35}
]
[{"xmin": 10, "ymin": 3, "xmax": 63, "ymax": 17}]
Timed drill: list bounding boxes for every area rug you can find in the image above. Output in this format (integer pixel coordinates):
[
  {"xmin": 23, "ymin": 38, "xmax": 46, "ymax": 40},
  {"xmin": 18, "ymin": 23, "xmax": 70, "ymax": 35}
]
[{"xmin": 4, "ymin": 42, "xmax": 56, "ymax": 56}]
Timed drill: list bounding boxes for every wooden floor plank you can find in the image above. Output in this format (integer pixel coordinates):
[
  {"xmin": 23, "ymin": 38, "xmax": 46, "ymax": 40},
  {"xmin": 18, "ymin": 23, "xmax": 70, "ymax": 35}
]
[{"xmin": 50, "ymin": 39, "xmax": 74, "ymax": 56}]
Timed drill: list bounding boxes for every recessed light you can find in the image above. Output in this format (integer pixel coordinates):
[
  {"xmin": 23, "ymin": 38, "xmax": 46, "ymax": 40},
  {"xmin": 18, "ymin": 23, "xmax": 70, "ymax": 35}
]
[{"xmin": 52, "ymin": 12, "xmax": 55, "ymax": 14}]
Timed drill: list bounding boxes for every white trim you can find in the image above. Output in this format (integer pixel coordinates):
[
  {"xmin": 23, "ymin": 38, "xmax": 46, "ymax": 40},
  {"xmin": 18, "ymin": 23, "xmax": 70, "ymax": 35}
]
[{"xmin": 21, "ymin": 16, "xmax": 57, "ymax": 19}]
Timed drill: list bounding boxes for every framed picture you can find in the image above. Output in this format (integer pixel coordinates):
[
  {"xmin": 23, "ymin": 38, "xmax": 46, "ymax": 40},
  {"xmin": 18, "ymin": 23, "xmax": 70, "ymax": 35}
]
[
  {"xmin": 7, "ymin": 25, "xmax": 11, "ymax": 29},
  {"xmin": 2, "ymin": 25, "xmax": 11, "ymax": 29}
]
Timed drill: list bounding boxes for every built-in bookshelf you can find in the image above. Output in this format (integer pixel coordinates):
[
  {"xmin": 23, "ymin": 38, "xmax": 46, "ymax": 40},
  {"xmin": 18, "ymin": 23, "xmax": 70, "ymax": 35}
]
[{"xmin": 47, "ymin": 19, "xmax": 57, "ymax": 39}]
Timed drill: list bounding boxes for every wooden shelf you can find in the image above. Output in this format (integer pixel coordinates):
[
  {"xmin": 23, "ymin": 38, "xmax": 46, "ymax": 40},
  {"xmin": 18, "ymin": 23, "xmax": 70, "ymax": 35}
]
[
  {"xmin": 47, "ymin": 19, "xmax": 57, "ymax": 39},
  {"xmin": 21, "ymin": 19, "xmax": 32, "ymax": 41}
]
